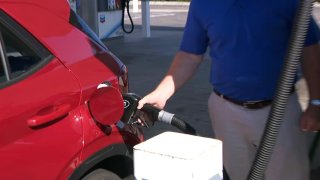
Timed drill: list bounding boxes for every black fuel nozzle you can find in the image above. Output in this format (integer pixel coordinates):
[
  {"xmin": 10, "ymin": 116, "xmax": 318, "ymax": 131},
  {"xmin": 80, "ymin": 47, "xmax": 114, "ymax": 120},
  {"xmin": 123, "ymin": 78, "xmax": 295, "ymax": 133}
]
[
  {"xmin": 141, "ymin": 103, "xmax": 197, "ymax": 135},
  {"xmin": 121, "ymin": 93, "xmax": 141, "ymax": 124},
  {"xmin": 121, "ymin": 93, "xmax": 156, "ymax": 127},
  {"xmin": 121, "ymin": 93, "xmax": 197, "ymax": 135},
  {"xmin": 121, "ymin": 93, "xmax": 170, "ymax": 128},
  {"xmin": 139, "ymin": 103, "xmax": 160, "ymax": 122}
]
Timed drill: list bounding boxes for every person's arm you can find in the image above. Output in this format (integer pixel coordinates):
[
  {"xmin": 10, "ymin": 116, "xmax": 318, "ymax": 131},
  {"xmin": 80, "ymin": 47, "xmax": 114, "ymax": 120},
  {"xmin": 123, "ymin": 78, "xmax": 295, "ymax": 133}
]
[
  {"xmin": 300, "ymin": 44, "xmax": 320, "ymax": 131},
  {"xmin": 137, "ymin": 51, "xmax": 204, "ymax": 109}
]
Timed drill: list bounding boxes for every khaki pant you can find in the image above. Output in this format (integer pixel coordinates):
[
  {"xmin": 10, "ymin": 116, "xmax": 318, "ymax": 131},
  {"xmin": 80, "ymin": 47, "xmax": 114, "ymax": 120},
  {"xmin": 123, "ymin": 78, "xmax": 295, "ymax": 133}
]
[{"xmin": 208, "ymin": 92, "xmax": 310, "ymax": 180}]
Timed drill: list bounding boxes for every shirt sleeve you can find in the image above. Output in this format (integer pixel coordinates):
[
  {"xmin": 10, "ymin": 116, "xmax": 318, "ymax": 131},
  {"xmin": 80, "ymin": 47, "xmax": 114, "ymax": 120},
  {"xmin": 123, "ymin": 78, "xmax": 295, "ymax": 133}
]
[
  {"xmin": 305, "ymin": 17, "xmax": 320, "ymax": 46},
  {"xmin": 179, "ymin": 1, "xmax": 208, "ymax": 55}
]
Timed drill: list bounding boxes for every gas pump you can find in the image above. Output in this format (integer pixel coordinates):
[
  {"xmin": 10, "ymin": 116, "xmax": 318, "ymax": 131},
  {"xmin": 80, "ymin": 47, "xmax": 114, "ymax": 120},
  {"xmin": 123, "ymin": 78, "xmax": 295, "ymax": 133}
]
[
  {"xmin": 74, "ymin": 0, "xmax": 134, "ymax": 39},
  {"xmin": 75, "ymin": 0, "xmax": 125, "ymax": 39},
  {"xmin": 97, "ymin": 0, "xmax": 124, "ymax": 39}
]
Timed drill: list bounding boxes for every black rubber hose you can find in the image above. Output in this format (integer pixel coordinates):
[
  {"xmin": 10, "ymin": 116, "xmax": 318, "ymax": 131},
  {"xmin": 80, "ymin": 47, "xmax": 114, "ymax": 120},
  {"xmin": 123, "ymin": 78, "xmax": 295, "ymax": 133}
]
[
  {"xmin": 247, "ymin": 0, "xmax": 314, "ymax": 179},
  {"xmin": 170, "ymin": 116, "xmax": 197, "ymax": 135},
  {"xmin": 142, "ymin": 104, "xmax": 197, "ymax": 135},
  {"xmin": 121, "ymin": 0, "xmax": 134, "ymax": 33}
]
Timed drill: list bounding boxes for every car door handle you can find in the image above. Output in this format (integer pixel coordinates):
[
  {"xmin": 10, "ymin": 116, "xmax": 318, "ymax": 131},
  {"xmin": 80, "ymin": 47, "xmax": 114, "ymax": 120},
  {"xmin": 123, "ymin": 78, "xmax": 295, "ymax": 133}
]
[{"xmin": 27, "ymin": 104, "xmax": 71, "ymax": 127}]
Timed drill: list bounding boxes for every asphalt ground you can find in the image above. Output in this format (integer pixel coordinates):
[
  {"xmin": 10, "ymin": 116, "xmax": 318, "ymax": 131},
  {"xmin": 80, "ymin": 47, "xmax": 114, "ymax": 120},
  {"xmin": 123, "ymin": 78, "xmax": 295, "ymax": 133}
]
[{"xmin": 104, "ymin": 2, "xmax": 320, "ymax": 178}]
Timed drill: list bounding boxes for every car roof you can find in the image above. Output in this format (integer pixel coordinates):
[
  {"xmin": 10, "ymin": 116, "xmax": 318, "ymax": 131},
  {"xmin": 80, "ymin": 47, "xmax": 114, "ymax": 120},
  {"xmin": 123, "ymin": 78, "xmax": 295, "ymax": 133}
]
[{"xmin": 0, "ymin": 0, "xmax": 70, "ymax": 20}]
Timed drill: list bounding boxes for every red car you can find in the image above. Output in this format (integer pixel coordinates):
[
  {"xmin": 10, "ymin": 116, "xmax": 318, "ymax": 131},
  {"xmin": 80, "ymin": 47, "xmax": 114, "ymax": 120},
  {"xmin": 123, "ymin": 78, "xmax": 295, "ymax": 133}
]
[{"xmin": 0, "ymin": 0, "xmax": 143, "ymax": 179}]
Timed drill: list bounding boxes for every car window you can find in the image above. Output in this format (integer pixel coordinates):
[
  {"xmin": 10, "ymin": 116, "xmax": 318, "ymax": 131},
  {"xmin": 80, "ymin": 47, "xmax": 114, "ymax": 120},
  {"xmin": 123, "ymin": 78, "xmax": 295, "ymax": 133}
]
[
  {"xmin": 0, "ymin": 55, "xmax": 5, "ymax": 83},
  {"xmin": 0, "ymin": 23, "xmax": 41, "ymax": 79},
  {"xmin": 0, "ymin": 10, "xmax": 51, "ymax": 86},
  {"xmin": 0, "ymin": 31, "xmax": 9, "ymax": 83}
]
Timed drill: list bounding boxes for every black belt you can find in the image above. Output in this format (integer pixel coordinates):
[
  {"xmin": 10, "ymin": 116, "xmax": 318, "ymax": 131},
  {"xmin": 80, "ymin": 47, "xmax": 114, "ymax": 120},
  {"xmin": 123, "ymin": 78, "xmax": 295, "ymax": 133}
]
[{"xmin": 213, "ymin": 89, "xmax": 273, "ymax": 109}]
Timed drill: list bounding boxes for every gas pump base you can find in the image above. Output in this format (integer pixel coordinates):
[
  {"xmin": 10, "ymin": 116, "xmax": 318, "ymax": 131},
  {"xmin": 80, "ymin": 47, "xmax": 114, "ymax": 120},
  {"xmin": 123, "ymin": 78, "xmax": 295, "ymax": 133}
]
[{"xmin": 133, "ymin": 132, "xmax": 223, "ymax": 180}]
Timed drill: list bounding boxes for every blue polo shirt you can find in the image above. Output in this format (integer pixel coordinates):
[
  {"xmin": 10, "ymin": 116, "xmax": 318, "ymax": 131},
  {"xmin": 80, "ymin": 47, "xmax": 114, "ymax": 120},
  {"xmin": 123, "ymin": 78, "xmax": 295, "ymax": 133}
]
[{"xmin": 180, "ymin": 0, "xmax": 320, "ymax": 101}]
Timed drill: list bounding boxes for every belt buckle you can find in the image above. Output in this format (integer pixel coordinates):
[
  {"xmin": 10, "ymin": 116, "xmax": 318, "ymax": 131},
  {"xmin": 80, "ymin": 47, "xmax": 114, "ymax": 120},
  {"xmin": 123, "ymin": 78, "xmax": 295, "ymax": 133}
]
[{"xmin": 242, "ymin": 101, "xmax": 261, "ymax": 108}]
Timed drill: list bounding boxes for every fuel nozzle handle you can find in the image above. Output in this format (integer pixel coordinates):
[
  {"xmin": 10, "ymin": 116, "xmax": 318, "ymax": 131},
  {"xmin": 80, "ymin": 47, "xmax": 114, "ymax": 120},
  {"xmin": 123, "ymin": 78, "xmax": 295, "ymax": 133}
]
[
  {"xmin": 120, "ymin": 93, "xmax": 197, "ymax": 135},
  {"xmin": 142, "ymin": 104, "xmax": 197, "ymax": 135}
]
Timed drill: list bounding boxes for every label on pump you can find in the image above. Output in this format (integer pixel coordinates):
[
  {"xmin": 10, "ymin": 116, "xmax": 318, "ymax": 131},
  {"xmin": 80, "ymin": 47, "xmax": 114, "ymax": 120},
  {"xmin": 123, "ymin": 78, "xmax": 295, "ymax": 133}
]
[{"xmin": 98, "ymin": 11, "xmax": 123, "ymax": 39}]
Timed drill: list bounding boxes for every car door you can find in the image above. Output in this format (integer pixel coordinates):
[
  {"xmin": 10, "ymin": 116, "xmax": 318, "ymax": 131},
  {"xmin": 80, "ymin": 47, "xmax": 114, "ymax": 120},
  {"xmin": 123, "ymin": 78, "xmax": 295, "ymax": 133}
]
[{"xmin": 0, "ymin": 10, "xmax": 83, "ymax": 179}]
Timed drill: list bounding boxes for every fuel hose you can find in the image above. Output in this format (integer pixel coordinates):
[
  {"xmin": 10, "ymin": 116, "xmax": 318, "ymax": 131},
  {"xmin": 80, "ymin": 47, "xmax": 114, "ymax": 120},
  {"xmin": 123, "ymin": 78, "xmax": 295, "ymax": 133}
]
[
  {"xmin": 121, "ymin": 0, "xmax": 134, "ymax": 33},
  {"xmin": 247, "ymin": 0, "xmax": 315, "ymax": 179},
  {"xmin": 142, "ymin": 104, "xmax": 197, "ymax": 135}
]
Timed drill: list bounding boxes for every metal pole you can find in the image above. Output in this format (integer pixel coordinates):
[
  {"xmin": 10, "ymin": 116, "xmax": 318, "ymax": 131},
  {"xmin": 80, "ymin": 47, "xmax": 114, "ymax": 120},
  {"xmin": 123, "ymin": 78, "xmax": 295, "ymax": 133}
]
[{"xmin": 141, "ymin": 0, "xmax": 151, "ymax": 37}]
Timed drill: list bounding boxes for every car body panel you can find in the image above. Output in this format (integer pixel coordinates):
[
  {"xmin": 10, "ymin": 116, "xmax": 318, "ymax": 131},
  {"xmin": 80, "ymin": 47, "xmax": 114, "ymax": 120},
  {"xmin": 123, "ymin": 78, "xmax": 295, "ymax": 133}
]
[
  {"xmin": 0, "ymin": 0, "xmax": 70, "ymax": 21},
  {"xmin": 0, "ymin": 57, "xmax": 83, "ymax": 179},
  {"xmin": 0, "ymin": 1, "xmax": 142, "ymax": 179},
  {"xmin": 1, "ymin": 2, "xmax": 123, "ymax": 101}
]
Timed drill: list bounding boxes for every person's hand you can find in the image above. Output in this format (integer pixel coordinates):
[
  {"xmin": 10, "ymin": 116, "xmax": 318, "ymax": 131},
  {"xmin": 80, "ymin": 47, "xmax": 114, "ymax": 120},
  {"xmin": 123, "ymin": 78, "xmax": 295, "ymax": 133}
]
[
  {"xmin": 300, "ymin": 105, "xmax": 320, "ymax": 132},
  {"xmin": 137, "ymin": 91, "xmax": 168, "ymax": 110}
]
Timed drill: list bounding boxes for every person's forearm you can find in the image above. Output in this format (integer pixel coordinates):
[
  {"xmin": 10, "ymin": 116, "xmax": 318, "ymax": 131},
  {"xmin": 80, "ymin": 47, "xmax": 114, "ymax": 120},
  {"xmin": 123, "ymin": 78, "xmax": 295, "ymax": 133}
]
[
  {"xmin": 154, "ymin": 51, "xmax": 203, "ymax": 100},
  {"xmin": 302, "ymin": 44, "xmax": 320, "ymax": 99}
]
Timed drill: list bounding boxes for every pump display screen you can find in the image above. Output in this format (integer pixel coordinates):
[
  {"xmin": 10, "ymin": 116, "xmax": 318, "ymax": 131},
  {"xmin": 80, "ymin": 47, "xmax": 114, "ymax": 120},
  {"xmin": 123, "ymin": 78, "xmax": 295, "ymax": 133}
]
[{"xmin": 98, "ymin": 0, "xmax": 122, "ymax": 12}]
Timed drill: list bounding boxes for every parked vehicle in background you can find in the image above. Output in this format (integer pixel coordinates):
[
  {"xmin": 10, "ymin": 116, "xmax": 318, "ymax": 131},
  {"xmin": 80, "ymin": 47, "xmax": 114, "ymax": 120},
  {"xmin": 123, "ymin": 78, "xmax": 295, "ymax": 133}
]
[{"xmin": 0, "ymin": 0, "xmax": 142, "ymax": 179}]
